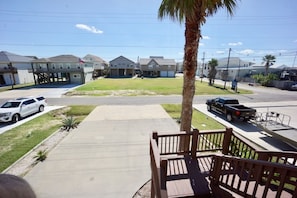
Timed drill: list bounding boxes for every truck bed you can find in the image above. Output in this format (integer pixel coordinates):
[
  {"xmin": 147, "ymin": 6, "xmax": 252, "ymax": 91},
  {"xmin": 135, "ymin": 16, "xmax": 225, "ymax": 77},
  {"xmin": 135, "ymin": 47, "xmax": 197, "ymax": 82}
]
[{"xmin": 227, "ymin": 104, "xmax": 255, "ymax": 111}]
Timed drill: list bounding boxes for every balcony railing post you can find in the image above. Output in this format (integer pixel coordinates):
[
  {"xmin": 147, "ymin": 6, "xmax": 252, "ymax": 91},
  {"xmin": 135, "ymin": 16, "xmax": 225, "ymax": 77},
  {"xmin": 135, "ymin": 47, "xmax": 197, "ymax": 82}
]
[
  {"xmin": 191, "ymin": 129, "xmax": 199, "ymax": 158},
  {"xmin": 222, "ymin": 128, "xmax": 233, "ymax": 155},
  {"xmin": 160, "ymin": 158, "xmax": 168, "ymax": 190},
  {"xmin": 152, "ymin": 131, "xmax": 158, "ymax": 145}
]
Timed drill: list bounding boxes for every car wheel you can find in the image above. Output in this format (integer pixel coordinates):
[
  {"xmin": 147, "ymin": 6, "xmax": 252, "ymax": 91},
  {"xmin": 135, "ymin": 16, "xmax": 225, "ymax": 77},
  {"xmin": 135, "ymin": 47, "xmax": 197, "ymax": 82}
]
[
  {"xmin": 12, "ymin": 114, "xmax": 20, "ymax": 123},
  {"xmin": 207, "ymin": 105, "xmax": 212, "ymax": 111},
  {"xmin": 226, "ymin": 113, "xmax": 233, "ymax": 122},
  {"xmin": 39, "ymin": 105, "xmax": 44, "ymax": 112}
]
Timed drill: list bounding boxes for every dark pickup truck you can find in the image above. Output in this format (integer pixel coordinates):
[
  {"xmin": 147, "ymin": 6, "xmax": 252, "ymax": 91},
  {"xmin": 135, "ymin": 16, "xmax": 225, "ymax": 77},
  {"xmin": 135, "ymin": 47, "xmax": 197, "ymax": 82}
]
[{"xmin": 206, "ymin": 97, "xmax": 256, "ymax": 122}]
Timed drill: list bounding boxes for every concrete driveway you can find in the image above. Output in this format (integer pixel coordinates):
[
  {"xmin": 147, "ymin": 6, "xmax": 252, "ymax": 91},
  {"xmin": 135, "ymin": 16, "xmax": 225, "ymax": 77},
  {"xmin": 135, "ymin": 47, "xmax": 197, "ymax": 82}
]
[{"xmin": 24, "ymin": 105, "xmax": 180, "ymax": 198}]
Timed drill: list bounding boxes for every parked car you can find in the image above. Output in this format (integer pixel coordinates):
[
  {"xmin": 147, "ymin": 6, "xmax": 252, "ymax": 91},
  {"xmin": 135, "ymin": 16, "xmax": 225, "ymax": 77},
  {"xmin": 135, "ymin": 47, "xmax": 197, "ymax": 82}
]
[
  {"xmin": 206, "ymin": 97, "xmax": 256, "ymax": 122},
  {"xmin": 0, "ymin": 96, "xmax": 47, "ymax": 123},
  {"xmin": 290, "ymin": 84, "xmax": 297, "ymax": 91}
]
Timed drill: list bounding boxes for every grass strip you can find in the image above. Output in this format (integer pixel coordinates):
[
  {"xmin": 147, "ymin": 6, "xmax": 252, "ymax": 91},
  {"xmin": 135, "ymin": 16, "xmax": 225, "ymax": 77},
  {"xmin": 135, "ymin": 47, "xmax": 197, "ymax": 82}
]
[
  {"xmin": 162, "ymin": 104, "xmax": 224, "ymax": 130},
  {"xmin": 0, "ymin": 105, "xmax": 95, "ymax": 172}
]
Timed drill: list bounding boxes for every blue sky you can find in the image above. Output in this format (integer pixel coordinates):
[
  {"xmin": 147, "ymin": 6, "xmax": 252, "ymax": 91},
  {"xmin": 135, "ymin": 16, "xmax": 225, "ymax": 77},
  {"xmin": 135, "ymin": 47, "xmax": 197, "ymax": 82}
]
[{"xmin": 1, "ymin": 0, "xmax": 296, "ymax": 66}]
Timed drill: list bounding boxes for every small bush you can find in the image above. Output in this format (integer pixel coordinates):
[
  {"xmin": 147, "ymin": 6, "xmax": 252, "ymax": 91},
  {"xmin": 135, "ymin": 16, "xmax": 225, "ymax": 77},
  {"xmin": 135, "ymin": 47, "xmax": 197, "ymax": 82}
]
[
  {"xmin": 61, "ymin": 116, "xmax": 79, "ymax": 132},
  {"xmin": 33, "ymin": 149, "xmax": 47, "ymax": 163},
  {"xmin": 252, "ymin": 73, "xmax": 278, "ymax": 86}
]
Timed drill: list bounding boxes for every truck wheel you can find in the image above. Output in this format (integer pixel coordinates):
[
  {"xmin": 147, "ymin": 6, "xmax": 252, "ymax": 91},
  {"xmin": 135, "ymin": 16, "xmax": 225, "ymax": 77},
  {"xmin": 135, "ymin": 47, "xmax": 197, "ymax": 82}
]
[
  {"xmin": 207, "ymin": 105, "xmax": 212, "ymax": 111},
  {"xmin": 12, "ymin": 114, "xmax": 20, "ymax": 123},
  {"xmin": 226, "ymin": 114, "xmax": 233, "ymax": 122},
  {"xmin": 39, "ymin": 105, "xmax": 44, "ymax": 112}
]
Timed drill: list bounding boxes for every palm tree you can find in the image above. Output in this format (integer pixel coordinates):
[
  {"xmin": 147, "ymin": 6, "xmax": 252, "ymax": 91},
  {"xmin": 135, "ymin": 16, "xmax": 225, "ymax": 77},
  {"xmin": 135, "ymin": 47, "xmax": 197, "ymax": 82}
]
[
  {"xmin": 208, "ymin": 58, "xmax": 218, "ymax": 86},
  {"xmin": 159, "ymin": 0, "xmax": 239, "ymax": 132},
  {"xmin": 263, "ymin": 54, "xmax": 276, "ymax": 75}
]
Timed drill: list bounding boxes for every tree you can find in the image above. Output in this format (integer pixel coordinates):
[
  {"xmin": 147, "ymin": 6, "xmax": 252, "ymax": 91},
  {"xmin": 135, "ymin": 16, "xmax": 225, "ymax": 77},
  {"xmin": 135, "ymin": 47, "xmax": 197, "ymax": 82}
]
[
  {"xmin": 7, "ymin": 62, "xmax": 16, "ymax": 89},
  {"xmin": 208, "ymin": 58, "xmax": 218, "ymax": 86},
  {"xmin": 263, "ymin": 54, "xmax": 276, "ymax": 76},
  {"xmin": 158, "ymin": 0, "xmax": 238, "ymax": 132}
]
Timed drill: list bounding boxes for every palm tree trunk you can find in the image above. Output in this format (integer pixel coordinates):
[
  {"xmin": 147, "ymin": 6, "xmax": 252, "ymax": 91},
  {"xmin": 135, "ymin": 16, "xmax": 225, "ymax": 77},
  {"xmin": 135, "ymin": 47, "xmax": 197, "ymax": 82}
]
[{"xmin": 180, "ymin": 16, "xmax": 200, "ymax": 132}]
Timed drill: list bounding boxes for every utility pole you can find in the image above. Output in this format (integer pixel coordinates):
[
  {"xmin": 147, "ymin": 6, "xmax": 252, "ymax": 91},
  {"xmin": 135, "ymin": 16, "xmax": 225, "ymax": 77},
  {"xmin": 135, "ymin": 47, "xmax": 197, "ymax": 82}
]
[
  {"xmin": 224, "ymin": 48, "xmax": 231, "ymax": 89},
  {"xmin": 201, "ymin": 52, "xmax": 205, "ymax": 82},
  {"xmin": 237, "ymin": 59, "xmax": 241, "ymax": 79},
  {"xmin": 293, "ymin": 51, "xmax": 297, "ymax": 67}
]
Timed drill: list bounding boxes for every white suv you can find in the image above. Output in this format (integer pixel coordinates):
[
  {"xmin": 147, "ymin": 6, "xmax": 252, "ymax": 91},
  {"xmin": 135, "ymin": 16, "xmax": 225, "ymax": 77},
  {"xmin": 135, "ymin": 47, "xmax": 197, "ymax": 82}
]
[{"xmin": 0, "ymin": 96, "xmax": 47, "ymax": 123}]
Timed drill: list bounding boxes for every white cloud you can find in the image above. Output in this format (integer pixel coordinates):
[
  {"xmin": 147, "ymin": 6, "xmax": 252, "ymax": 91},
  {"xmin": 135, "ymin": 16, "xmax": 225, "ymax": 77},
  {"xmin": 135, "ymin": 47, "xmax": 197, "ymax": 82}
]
[
  {"xmin": 202, "ymin": 35, "xmax": 210, "ymax": 40},
  {"xmin": 239, "ymin": 49, "xmax": 254, "ymax": 55},
  {"xmin": 199, "ymin": 43, "xmax": 205, "ymax": 46},
  {"xmin": 75, "ymin": 24, "xmax": 103, "ymax": 34},
  {"xmin": 228, "ymin": 42, "xmax": 243, "ymax": 46},
  {"xmin": 216, "ymin": 50, "xmax": 225, "ymax": 54}
]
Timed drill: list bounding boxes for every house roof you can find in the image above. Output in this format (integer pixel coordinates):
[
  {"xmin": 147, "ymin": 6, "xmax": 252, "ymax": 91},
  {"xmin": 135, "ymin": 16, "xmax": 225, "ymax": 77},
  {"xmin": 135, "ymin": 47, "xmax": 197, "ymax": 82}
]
[
  {"xmin": 83, "ymin": 54, "xmax": 107, "ymax": 63},
  {"xmin": 0, "ymin": 51, "xmax": 34, "ymax": 62},
  {"xmin": 33, "ymin": 55, "xmax": 81, "ymax": 63},
  {"xmin": 139, "ymin": 57, "xmax": 176, "ymax": 65},
  {"xmin": 48, "ymin": 55, "xmax": 81, "ymax": 62},
  {"xmin": 109, "ymin": 55, "xmax": 135, "ymax": 64}
]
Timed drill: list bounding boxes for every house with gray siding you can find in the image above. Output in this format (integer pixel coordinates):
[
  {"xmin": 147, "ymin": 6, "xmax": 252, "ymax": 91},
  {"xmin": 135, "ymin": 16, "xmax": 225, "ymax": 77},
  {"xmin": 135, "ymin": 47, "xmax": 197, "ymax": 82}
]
[
  {"xmin": 139, "ymin": 56, "xmax": 176, "ymax": 77},
  {"xmin": 109, "ymin": 56, "xmax": 136, "ymax": 77},
  {"xmin": 0, "ymin": 51, "xmax": 35, "ymax": 86},
  {"xmin": 83, "ymin": 54, "xmax": 108, "ymax": 78},
  {"xmin": 32, "ymin": 54, "xmax": 93, "ymax": 84}
]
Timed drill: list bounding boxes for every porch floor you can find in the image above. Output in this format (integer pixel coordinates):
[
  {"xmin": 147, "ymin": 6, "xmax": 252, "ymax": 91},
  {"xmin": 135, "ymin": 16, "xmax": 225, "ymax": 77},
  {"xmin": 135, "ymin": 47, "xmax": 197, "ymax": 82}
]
[{"xmin": 164, "ymin": 155, "xmax": 293, "ymax": 198}]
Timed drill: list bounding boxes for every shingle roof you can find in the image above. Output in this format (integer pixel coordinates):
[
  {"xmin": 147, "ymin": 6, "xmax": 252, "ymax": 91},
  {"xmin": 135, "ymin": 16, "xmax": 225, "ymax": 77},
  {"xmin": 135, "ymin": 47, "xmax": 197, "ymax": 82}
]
[
  {"xmin": 0, "ymin": 51, "xmax": 34, "ymax": 62},
  {"xmin": 110, "ymin": 55, "xmax": 135, "ymax": 64},
  {"xmin": 83, "ymin": 54, "xmax": 107, "ymax": 63},
  {"xmin": 32, "ymin": 55, "xmax": 81, "ymax": 63},
  {"xmin": 139, "ymin": 57, "xmax": 175, "ymax": 65},
  {"xmin": 48, "ymin": 55, "xmax": 81, "ymax": 62}
]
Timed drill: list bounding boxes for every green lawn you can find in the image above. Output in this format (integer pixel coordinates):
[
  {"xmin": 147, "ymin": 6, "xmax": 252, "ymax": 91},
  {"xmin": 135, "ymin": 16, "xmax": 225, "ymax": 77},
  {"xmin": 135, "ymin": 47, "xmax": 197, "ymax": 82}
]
[
  {"xmin": 0, "ymin": 105, "xmax": 96, "ymax": 173},
  {"xmin": 162, "ymin": 104, "xmax": 225, "ymax": 130},
  {"xmin": 66, "ymin": 77, "xmax": 252, "ymax": 96}
]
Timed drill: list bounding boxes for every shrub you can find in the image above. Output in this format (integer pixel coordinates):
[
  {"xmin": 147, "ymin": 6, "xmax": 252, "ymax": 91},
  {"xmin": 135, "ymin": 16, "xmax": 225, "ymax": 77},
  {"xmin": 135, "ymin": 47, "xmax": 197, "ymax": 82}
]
[
  {"xmin": 61, "ymin": 116, "xmax": 79, "ymax": 132},
  {"xmin": 33, "ymin": 149, "xmax": 47, "ymax": 163},
  {"xmin": 252, "ymin": 73, "xmax": 278, "ymax": 86}
]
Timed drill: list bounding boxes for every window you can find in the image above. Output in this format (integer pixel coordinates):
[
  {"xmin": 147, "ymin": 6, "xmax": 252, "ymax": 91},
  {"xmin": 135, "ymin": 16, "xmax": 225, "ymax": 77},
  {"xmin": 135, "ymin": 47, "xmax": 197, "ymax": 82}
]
[{"xmin": 23, "ymin": 99, "xmax": 36, "ymax": 105}]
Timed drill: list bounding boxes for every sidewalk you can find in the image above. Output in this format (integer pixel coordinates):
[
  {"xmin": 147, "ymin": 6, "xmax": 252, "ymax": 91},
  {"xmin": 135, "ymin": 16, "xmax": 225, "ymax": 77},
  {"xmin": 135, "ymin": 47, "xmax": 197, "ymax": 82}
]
[{"xmin": 24, "ymin": 105, "xmax": 179, "ymax": 198}]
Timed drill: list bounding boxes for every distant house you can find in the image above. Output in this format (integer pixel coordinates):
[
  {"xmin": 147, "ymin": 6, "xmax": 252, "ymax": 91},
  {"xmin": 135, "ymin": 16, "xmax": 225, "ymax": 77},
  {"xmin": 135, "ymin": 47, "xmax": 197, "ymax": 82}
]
[
  {"xmin": 139, "ymin": 56, "xmax": 176, "ymax": 77},
  {"xmin": 0, "ymin": 51, "xmax": 35, "ymax": 86},
  {"xmin": 32, "ymin": 54, "xmax": 93, "ymax": 84},
  {"xmin": 83, "ymin": 54, "xmax": 108, "ymax": 78},
  {"xmin": 198, "ymin": 57, "xmax": 284, "ymax": 82},
  {"xmin": 109, "ymin": 56, "xmax": 136, "ymax": 77}
]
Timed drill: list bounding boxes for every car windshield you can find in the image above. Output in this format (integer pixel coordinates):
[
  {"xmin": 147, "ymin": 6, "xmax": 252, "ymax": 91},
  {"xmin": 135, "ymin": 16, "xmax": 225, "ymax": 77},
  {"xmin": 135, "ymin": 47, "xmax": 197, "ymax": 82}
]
[{"xmin": 1, "ymin": 102, "xmax": 21, "ymax": 108}]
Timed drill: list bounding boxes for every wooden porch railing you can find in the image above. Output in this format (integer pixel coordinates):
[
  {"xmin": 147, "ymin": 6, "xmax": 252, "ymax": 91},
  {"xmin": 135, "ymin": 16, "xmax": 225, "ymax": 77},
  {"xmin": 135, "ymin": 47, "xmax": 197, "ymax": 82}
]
[
  {"xmin": 210, "ymin": 154, "xmax": 297, "ymax": 197},
  {"xmin": 152, "ymin": 128, "xmax": 262, "ymax": 158},
  {"xmin": 150, "ymin": 128, "xmax": 297, "ymax": 198}
]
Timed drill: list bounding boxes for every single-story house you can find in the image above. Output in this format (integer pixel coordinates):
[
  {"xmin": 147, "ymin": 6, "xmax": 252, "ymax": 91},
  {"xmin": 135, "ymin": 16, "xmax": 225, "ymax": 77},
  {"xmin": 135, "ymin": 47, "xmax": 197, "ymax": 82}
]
[{"xmin": 0, "ymin": 51, "xmax": 35, "ymax": 86}]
